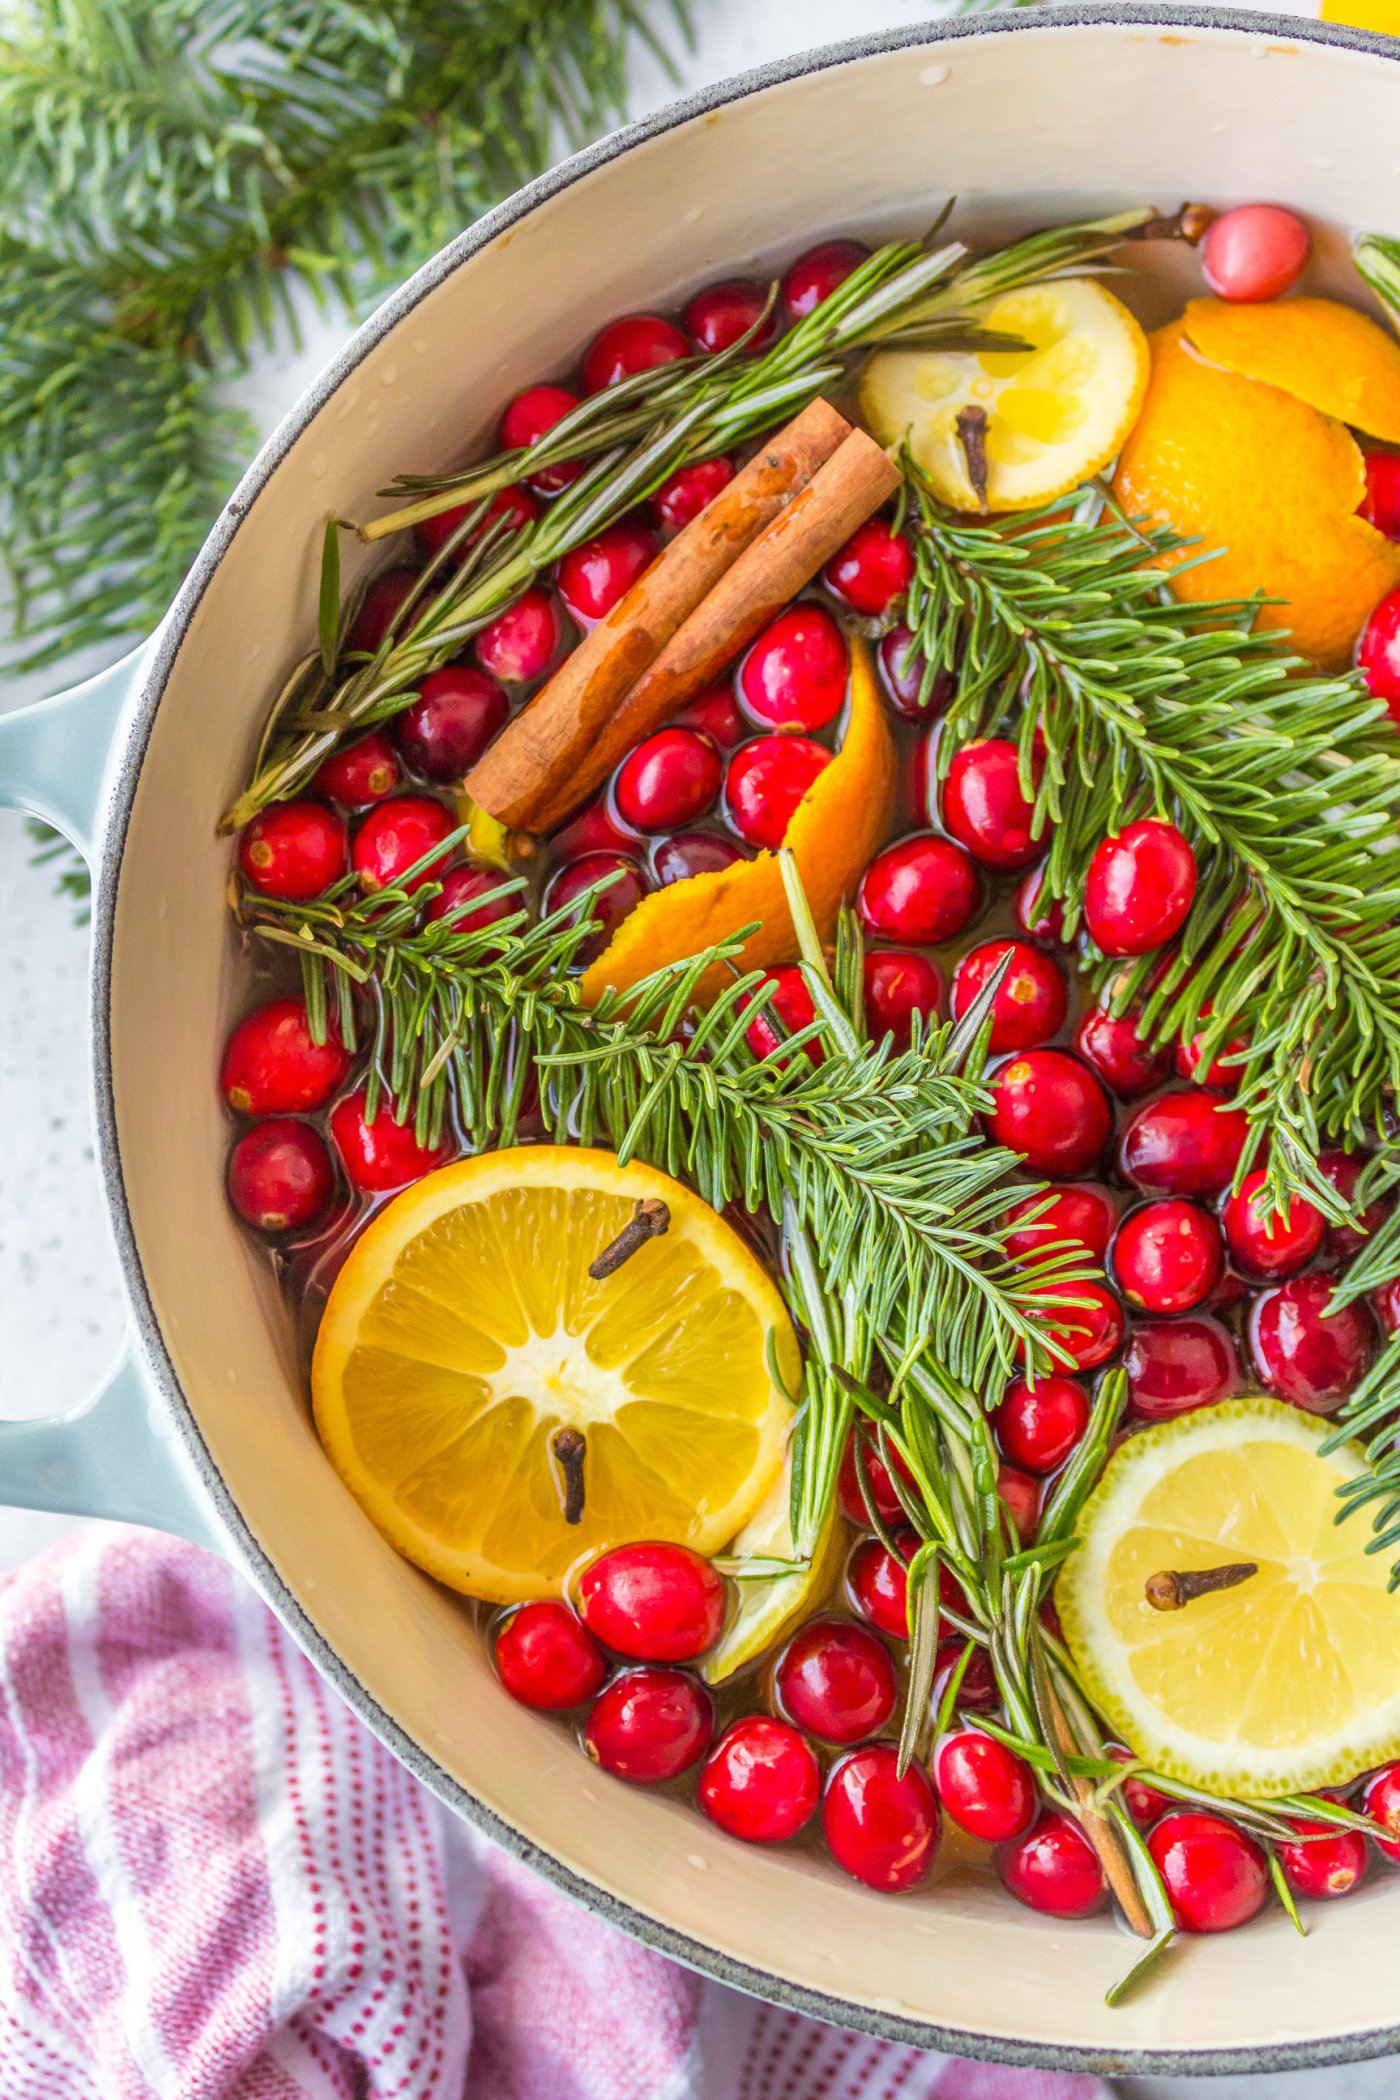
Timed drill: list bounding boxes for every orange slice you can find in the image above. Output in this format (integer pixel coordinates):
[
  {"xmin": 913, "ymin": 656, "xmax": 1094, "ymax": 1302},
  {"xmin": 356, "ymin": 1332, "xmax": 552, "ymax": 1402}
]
[
  {"xmin": 1113, "ymin": 322, "xmax": 1400, "ymax": 668},
  {"xmin": 580, "ymin": 636, "xmax": 896, "ymax": 1007},
  {"xmin": 1183, "ymin": 295, "xmax": 1400, "ymax": 445}
]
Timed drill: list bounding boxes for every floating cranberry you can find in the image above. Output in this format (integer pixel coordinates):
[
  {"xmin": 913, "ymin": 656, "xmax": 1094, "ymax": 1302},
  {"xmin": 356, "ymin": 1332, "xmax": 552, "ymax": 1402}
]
[
  {"xmin": 583, "ymin": 313, "xmax": 689, "ymax": 393},
  {"xmin": 313, "ymin": 730, "xmax": 400, "ymax": 806},
  {"xmin": 1120, "ymin": 1088, "xmax": 1251, "ymax": 1197},
  {"xmin": 935, "ymin": 1730, "xmax": 1038, "ymax": 1843},
  {"xmin": 1176, "ymin": 1014, "xmax": 1249, "ymax": 1092},
  {"xmin": 495, "ymin": 1600, "xmax": 606, "ymax": 1711},
  {"xmin": 1148, "ymin": 1812, "xmax": 1269, "ymax": 1933},
  {"xmin": 346, "ymin": 566, "xmax": 419, "ymax": 653},
  {"xmin": 221, "ymin": 998, "xmax": 348, "ymax": 1118},
  {"xmin": 577, "ymin": 1542, "xmax": 725, "ymax": 1662},
  {"xmin": 474, "ymin": 586, "xmax": 563, "ymax": 684},
  {"xmin": 824, "ymin": 520, "xmax": 915, "ymax": 617},
  {"xmin": 724, "ymin": 735, "xmax": 830, "ymax": 848},
  {"xmin": 557, "ymin": 520, "xmax": 657, "ymax": 625},
  {"xmin": 1005, "ymin": 1185, "xmax": 1117, "ymax": 1266},
  {"xmin": 1361, "ymin": 452, "xmax": 1400, "ymax": 541},
  {"xmin": 584, "ymin": 1668, "xmax": 714, "ymax": 1782},
  {"xmin": 858, "ymin": 834, "xmax": 979, "ymax": 947},
  {"xmin": 499, "ymin": 384, "xmax": 582, "ymax": 494},
  {"xmin": 227, "ymin": 1119, "xmax": 335, "ymax": 1234},
  {"xmin": 1223, "ymin": 1171, "xmax": 1325, "ymax": 1280},
  {"xmin": 847, "ymin": 1530, "xmax": 916, "ymax": 1640},
  {"xmin": 675, "ymin": 683, "xmax": 744, "ymax": 746},
  {"xmin": 551, "ymin": 794, "xmax": 638, "ymax": 863},
  {"xmin": 239, "ymin": 800, "xmax": 347, "ymax": 900},
  {"xmin": 987, "ymin": 1052, "xmax": 1112, "ymax": 1178},
  {"xmin": 863, "ymin": 951, "xmax": 943, "ymax": 1048},
  {"xmin": 776, "ymin": 1618, "xmax": 898, "ymax": 1745},
  {"xmin": 417, "ymin": 483, "xmax": 537, "ymax": 563},
  {"xmin": 744, "ymin": 965, "xmax": 820, "ymax": 1064},
  {"xmin": 738, "ymin": 604, "xmax": 848, "ymax": 732},
  {"xmin": 352, "ymin": 795, "xmax": 454, "ymax": 893},
  {"xmin": 1084, "ymin": 820, "xmax": 1196, "ymax": 956},
  {"xmin": 544, "ymin": 851, "xmax": 647, "ymax": 961},
  {"xmin": 1076, "ymin": 1007, "xmax": 1171, "ymax": 1098},
  {"xmin": 1013, "ymin": 865, "xmax": 1065, "ymax": 947},
  {"xmin": 934, "ymin": 1638, "xmax": 998, "ymax": 1714},
  {"xmin": 1376, "ymin": 1280, "xmax": 1400, "ymax": 1335},
  {"xmin": 652, "ymin": 457, "xmax": 734, "ymax": 533},
  {"xmin": 1360, "ymin": 1762, "xmax": 1400, "ymax": 1863},
  {"xmin": 329, "ymin": 1089, "xmax": 448, "ymax": 1192},
  {"xmin": 698, "ymin": 1717, "xmax": 821, "ymax": 1843},
  {"xmin": 781, "ymin": 238, "xmax": 869, "ymax": 321},
  {"xmin": 837, "ymin": 1432, "xmax": 914, "ymax": 1528},
  {"xmin": 652, "ymin": 832, "xmax": 744, "ymax": 886},
  {"xmin": 426, "ymin": 864, "xmax": 517, "ymax": 934},
  {"xmin": 1125, "ymin": 1315, "xmax": 1240, "ymax": 1420},
  {"xmin": 394, "ymin": 668, "xmax": 508, "ymax": 781},
  {"xmin": 1106, "ymin": 1746, "xmax": 1174, "ymax": 1829},
  {"xmin": 1113, "ymin": 1200, "xmax": 1223, "ymax": 1315},
  {"xmin": 993, "ymin": 1375, "xmax": 1090, "ymax": 1476},
  {"xmin": 998, "ymin": 1813, "xmax": 1107, "ymax": 1919},
  {"xmin": 952, "ymin": 939, "xmax": 1067, "ymax": 1055},
  {"xmin": 997, "ymin": 1463, "xmax": 1041, "ymax": 1545},
  {"xmin": 1356, "ymin": 584, "xmax": 1400, "ymax": 725},
  {"xmin": 878, "ymin": 626, "xmax": 951, "ymax": 721},
  {"xmin": 1318, "ymin": 1149, "xmax": 1393, "ymax": 1262},
  {"xmin": 1249, "ymin": 1273, "xmax": 1376, "ymax": 1414},
  {"xmin": 1279, "ymin": 1819, "xmax": 1368, "ymax": 1902},
  {"xmin": 613, "ymin": 727, "xmax": 720, "ymax": 833},
  {"xmin": 941, "ymin": 740, "xmax": 1045, "ymax": 871},
  {"xmin": 1201, "ymin": 204, "xmax": 1310, "ymax": 303},
  {"xmin": 1044, "ymin": 1283, "xmax": 1125, "ymax": 1373},
  {"xmin": 685, "ymin": 278, "xmax": 774, "ymax": 354},
  {"xmin": 823, "ymin": 1744, "xmax": 940, "ymax": 1893}
]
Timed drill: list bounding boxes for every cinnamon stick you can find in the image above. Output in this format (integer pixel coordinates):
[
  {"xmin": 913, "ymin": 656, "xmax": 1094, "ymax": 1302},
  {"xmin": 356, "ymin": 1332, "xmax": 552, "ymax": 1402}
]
[
  {"xmin": 1043, "ymin": 1678, "xmax": 1154, "ymax": 1939},
  {"xmin": 462, "ymin": 398, "xmax": 850, "ymax": 831}
]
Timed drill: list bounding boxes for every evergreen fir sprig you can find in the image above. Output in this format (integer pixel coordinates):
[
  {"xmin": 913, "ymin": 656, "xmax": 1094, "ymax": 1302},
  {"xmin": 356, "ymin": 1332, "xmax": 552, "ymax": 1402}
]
[
  {"xmin": 901, "ymin": 466, "xmax": 1400, "ymax": 1219},
  {"xmin": 1353, "ymin": 232, "xmax": 1400, "ymax": 336},
  {"xmin": 1321, "ymin": 1144, "xmax": 1400, "ymax": 1585}
]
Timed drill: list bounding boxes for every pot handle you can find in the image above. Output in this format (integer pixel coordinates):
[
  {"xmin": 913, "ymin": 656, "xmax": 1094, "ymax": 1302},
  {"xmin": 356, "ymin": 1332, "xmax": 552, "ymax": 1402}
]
[{"xmin": 0, "ymin": 645, "xmax": 226, "ymax": 1553}]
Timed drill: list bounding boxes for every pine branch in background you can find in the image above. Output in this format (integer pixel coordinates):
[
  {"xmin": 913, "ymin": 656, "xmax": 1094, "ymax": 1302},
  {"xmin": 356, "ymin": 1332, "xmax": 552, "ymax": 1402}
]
[{"xmin": 1353, "ymin": 232, "xmax": 1400, "ymax": 334}]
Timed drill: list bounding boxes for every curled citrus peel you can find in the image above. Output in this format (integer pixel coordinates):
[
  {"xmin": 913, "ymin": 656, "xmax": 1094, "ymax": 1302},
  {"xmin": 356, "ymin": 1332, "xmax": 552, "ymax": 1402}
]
[
  {"xmin": 580, "ymin": 636, "xmax": 896, "ymax": 1007},
  {"xmin": 1182, "ymin": 294, "xmax": 1400, "ymax": 444}
]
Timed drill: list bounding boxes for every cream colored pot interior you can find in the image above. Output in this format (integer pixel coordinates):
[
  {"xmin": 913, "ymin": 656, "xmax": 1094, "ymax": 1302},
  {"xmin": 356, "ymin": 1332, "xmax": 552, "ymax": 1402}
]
[{"xmin": 110, "ymin": 17, "xmax": 1400, "ymax": 2062}]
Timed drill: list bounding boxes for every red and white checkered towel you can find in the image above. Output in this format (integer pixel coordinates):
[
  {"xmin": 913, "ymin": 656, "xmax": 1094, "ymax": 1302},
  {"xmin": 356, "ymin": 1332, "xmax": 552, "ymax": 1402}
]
[{"xmin": 0, "ymin": 1528, "xmax": 1107, "ymax": 2100}]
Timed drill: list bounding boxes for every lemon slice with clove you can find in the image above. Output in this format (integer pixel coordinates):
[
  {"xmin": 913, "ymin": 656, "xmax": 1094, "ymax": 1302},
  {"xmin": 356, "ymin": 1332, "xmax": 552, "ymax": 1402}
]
[{"xmin": 312, "ymin": 1147, "xmax": 797, "ymax": 1604}]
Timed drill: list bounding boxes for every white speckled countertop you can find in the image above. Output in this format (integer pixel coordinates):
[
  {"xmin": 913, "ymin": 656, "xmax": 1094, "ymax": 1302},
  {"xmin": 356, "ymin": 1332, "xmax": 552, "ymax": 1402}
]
[{"xmin": 0, "ymin": 2, "xmax": 1384, "ymax": 2091}]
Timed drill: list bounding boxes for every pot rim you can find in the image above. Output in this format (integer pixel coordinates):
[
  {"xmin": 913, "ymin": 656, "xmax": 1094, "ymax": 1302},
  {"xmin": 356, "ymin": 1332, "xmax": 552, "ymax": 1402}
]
[{"xmin": 90, "ymin": 5, "xmax": 1400, "ymax": 2072}]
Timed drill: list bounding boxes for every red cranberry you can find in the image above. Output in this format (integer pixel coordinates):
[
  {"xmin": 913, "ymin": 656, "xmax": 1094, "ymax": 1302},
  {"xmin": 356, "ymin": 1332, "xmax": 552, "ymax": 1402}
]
[
  {"xmin": 239, "ymin": 800, "xmax": 347, "ymax": 899},
  {"xmin": 863, "ymin": 951, "xmax": 943, "ymax": 1048},
  {"xmin": 993, "ymin": 1375, "xmax": 1089, "ymax": 1475},
  {"xmin": 847, "ymin": 1530, "xmax": 916, "ymax": 1640},
  {"xmin": 416, "ymin": 483, "xmax": 537, "ymax": 563},
  {"xmin": 998, "ymin": 1812, "xmax": 1107, "ymax": 1919},
  {"xmin": 1361, "ymin": 452, "xmax": 1400, "ymax": 541},
  {"xmin": 941, "ymin": 740, "xmax": 1045, "ymax": 871},
  {"xmin": 1148, "ymin": 1812, "xmax": 1268, "ymax": 1932},
  {"xmin": 557, "ymin": 520, "xmax": 657, "ymax": 626},
  {"xmin": 935, "ymin": 1730, "xmax": 1038, "ymax": 1843},
  {"xmin": 1318, "ymin": 1149, "xmax": 1393, "ymax": 1262},
  {"xmin": 879, "ymin": 627, "xmax": 952, "ymax": 721},
  {"xmin": 987, "ymin": 1052, "xmax": 1112, "ymax": 1178},
  {"xmin": 1279, "ymin": 1819, "xmax": 1368, "ymax": 1902},
  {"xmin": 823, "ymin": 1744, "xmax": 940, "ymax": 1893},
  {"xmin": 346, "ymin": 566, "xmax": 418, "ymax": 653},
  {"xmin": 1223, "ymin": 1171, "xmax": 1326, "ymax": 1280},
  {"xmin": 1120, "ymin": 1089, "xmax": 1251, "ymax": 1197},
  {"xmin": 584, "ymin": 1668, "xmax": 714, "ymax": 1782},
  {"xmin": 824, "ymin": 520, "xmax": 915, "ymax": 617},
  {"xmin": 1042, "ymin": 1283, "xmax": 1125, "ymax": 1373},
  {"xmin": 724, "ymin": 736, "xmax": 830, "ymax": 848},
  {"xmin": 221, "ymin": 998, "xmax": 348, "ymax": 1117},
  {"xmin": 698, "ymin": 1717, "xmax": 820, "ymax": 1843},
  {"xmin": 675, "ymin": 683, "xmax": 744, "ymax": 746},
  {"xmin": 685, "ymin": 278, "xmax": 774, "ymax": 354},
  {"xmin": 1013, "ymin": 865, "xmax": 1065, "ymax": 946},
  {"xmin": 1376, "ymin": 1280, "xmax": 1400, "ymax": 1335},
  {"xmin": 1125, "ymin": 1315, "xmax": 1240, "ymax": 1419},
  {"xmin": 782, "ymin": 238, "xmax": 869, "ymax": 321},
  {"xmin": 1202, "ymin": 204, "xmax": 1310, "ymax": 303},
  {"xmin": 1107, "ymin": 1746, "xmax": 1174, "ymax": 1829},
  {"xmin": 352, "ymin": 795, "xmax": 453, "ymax": 893},
  {"xmin": 934, "ymin": 1639, "xmax": 998, "ymax": 1714},
  {"xmin": 1113, "ymin": 1200, "xmax": 1223, "ymax": 1315},
  {"xmin": 394, "ymin": 668, "xmax": 508, "ymax": 781},
  {"xmin": 499, "ymin": 384, "xmax": 582, "ymax": 494},
  {"xmin": 652, "ymin": 457, "xmax": 734, "ymax": 533},
  {"xmin": 738, "ymin": 604, "xmax": 848, "ymax": 732},
  {"xmin": 495, "ymin": 1601, "xmax": 605, "ymax": 1710},
  {"xmin": 858, "ymin": 834, "xmax": 979, "ymax": 946},
  {"xmin": 1084, "ymin": 820, "xmax": 1196, "ymax": 956},
  {"xmin": 544, "ymin": 851, "xmax": 647, "ymax": 960},
  {"xmin": 1176, "ymin": 1015, "xmax": 1249, "ymax": 1092},
  {"xmin": 227, "ymin": 1119, "xmax": 335, "ymax": 1233},
  {"xmin": 652, "ymin": 832, "xmax": 744, "ymax": 885},
  {"xmin": 1360, "ymin": 1762, "xmax": 1400, "ymax": 1862},
  {"xmin": 329, "ymin": 1089, "xmax": 448, "ymax": 1192},
  {"xmin": 997, "ymin": 1462, "xmax": 1041, "ymax": 1544},
  {"xmin": 776, "ymin": 1618, "xmax": 898, "ymax": 1745},
  {"xmin": 583, "ymin": 313, "xmax": 689, "ymax": 393},
  {"xmin": 1249, "ymin": 1273, "xmax": 1376, "ymax": 1414},
  {"xmin": 613, "ymin": 728, "xmax": 720, "ymax": 833},
  {"xmin": 744, "ymin": 965, "xmax": 820, "ymax": 1064},
  {"xmin": 313, "ymin": 730, "xmax": 400, "ymax": 806},
  {"xmin": 1076, "ymin": 1007, "xmax": 1172, "ymax": 1098},
  {"xmin": 426, "ymin": 864, "xmax": 517, "ymax": 934},
  {"xmin": 1005, "ymin": 1185, "xmax": 1117, "ymax": 1266},
  {"xmin": 577, "ymin": 1542, "xmax": 725, "ymax": 1662},
  {"xmin": 474, "ymin": 586, "xmax": 563, "ymax": 684},
  {"xmin": 550, "ymin": 794, "xmax": 638, "ymax": 863},
  {"xmin": 952, "ymin": 939, "xmax": 1067, "ymax": 1055},
  {"xmin": 837, "ymin": 1432, "xmax": 914, "ymax": 1528},
  {"xmin": 1356, "ymin": 584, "xmax": 1400, "ymax": 725}
]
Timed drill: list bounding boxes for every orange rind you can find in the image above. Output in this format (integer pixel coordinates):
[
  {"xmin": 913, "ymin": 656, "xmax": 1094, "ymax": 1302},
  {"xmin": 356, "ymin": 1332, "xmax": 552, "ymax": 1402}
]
[{"xmin": 1182, "ymin": 295, "xmax": 1400, "ymax": 444}]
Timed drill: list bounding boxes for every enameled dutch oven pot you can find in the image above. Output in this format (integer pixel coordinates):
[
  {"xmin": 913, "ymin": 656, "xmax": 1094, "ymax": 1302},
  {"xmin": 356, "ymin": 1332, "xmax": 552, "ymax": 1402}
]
[{"xmin": 4, "ymin": 6, "xmax": 1400, "ymax": 2073}]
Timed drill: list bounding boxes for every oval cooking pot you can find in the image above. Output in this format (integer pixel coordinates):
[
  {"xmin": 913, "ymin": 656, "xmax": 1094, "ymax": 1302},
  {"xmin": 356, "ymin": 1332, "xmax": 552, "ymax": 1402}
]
[{"xmin": 3, "ymin": 6, "xmax": 1400, "ymax": 2073}]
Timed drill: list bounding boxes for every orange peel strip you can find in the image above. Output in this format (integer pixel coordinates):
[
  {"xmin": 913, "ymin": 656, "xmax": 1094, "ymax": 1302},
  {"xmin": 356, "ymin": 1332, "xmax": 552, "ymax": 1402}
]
[{"xmin": 1182, "ymin": 295, "xmax": 1400, "ymax": 446}]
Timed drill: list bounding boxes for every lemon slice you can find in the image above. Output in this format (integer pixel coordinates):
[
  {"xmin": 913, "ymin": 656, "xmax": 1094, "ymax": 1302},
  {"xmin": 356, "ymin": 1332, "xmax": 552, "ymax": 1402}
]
[
  {"xmin": 312, "ymin": 1147, "xmax": 798, "ymax": 1604},
  {"xmin": 1057, "ymin": 1396, "xmax": 1400, "ymax": 1798},
  {"xmin": 702, "ymin": 1466, "xmax": 846, "ymax": 1685},
  {"xmin": 860, "ymin": 278, "xmax": 1149, "ymax": 511}
]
